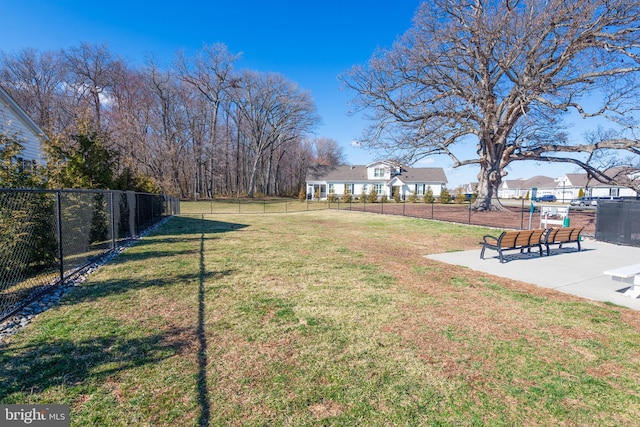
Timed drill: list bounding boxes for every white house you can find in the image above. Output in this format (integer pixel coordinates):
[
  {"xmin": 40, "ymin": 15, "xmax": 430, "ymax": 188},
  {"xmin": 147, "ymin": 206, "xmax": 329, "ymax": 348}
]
[
  {"xmin": 499, "ymin": 171, "xmax": 639, "ymax": 202},
  {"xmin": 557, "ymin": 170, "xmax": 639, "ymax": 200},
  {"xmin": 305, "ymin": 161, "xmax": 448, "ymax": 200},
  {"xmin": 0, "ymin": 84, "xmax": 46, "ymax": 165},
  {"xmin": 498, "ymin": 176, "xmax": 557, "ymax": 199}
]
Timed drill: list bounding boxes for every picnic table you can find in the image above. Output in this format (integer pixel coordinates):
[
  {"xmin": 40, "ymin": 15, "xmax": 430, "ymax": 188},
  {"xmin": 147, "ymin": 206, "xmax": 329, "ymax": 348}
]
[{"xmin": 603, "ymin": 263, "xmax": 640, "ymax": 298}]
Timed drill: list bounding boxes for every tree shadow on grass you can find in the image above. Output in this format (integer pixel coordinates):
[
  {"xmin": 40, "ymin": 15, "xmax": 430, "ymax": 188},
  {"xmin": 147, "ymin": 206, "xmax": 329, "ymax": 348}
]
[
  {"xmin": 0, "ymin": 326, "xmax": 193, "ymax": 403},
  {"xmin": 61, "ymin": 268, "xmax": 234, "ymax": 306},
  {"xmin": 0, "ymin": 216, "xmax": 233, "ymax": 420},
  {"xmin": 151, "ymin": 215, "xmax": 249, "ymax": 237},
  {"xmin": 107, "ymin": 216, "xmax": 249, "ymax": 266}
]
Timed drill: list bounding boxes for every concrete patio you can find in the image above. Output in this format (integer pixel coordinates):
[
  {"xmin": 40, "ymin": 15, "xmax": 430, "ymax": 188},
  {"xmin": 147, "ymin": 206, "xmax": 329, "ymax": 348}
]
[{"xmin": 426, "ymin": 239, "xmax": 640, "ymax": 311}]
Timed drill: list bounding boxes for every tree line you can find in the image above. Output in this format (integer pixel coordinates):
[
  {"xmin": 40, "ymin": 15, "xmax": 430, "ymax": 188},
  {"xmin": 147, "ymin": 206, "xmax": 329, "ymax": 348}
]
[{"xmin": 1, "ymin": 43, "xmax": 344, "ymax": 197}]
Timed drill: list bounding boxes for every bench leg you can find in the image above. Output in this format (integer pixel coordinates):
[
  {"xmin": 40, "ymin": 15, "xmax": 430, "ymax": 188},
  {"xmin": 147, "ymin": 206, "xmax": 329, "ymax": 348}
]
[
  {"xmin": 623, "ymin": 276, "xmax": 640, "ymax": 298},
  {"xmin": 480, "ymin": 245, "xmax": 486, "ymax": 259},
  {"xmin": 623, "ymin": 285, "xmax": 640, "ymax": 298}
]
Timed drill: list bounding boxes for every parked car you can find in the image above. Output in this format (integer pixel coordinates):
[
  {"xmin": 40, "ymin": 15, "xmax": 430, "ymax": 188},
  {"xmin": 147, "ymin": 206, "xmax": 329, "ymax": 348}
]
[
  {"xmin": 570, "ymin": 196, "xmax": 597, "ymax": 206},
  {"xmin": 535, "ymin": 194, "xmax": 557, "ymax": 202}
]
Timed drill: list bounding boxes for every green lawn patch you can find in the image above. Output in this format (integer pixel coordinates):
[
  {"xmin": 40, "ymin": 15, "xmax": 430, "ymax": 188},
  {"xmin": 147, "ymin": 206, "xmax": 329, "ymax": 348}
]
[{"xmin": 1, "ymin": 211, "xmax": 639, "ymax": 426}]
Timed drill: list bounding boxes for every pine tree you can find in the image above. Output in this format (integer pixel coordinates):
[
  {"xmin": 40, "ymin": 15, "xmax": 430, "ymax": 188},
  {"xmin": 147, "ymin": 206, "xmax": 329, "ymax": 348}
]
[{"xmin": 439, "ymin": 186, "xmax": 451, "ymax": 204}]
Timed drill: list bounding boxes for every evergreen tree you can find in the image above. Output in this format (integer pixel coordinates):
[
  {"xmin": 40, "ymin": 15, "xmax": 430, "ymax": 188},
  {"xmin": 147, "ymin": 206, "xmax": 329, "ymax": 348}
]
[
  {"xmin": 439, "ymin": 186, "xmax": 451, "ymax": 204},
  {"xmin": 341, "ymin": 185, "xmax": 352, "ymax": 203},
  {"xmin": 367, "ymin": 186, "xmax": 378, "ymax": 203},
  {"xmin": 424, "ymin": 185, "xmax": 434, "ymax": 203}
]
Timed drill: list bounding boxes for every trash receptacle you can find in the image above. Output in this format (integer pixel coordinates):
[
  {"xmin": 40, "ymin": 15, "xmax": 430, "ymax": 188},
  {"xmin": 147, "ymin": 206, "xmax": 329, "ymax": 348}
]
[{"xmin": 563, "ymin": 216, "xmax": 570, "ymax": 227}]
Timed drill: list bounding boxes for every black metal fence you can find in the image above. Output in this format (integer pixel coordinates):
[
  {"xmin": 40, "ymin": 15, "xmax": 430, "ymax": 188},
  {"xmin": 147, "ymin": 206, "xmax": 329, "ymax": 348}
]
[
  {"xmin": 596, "ymin": 200, "xmax": 640, "ymax": 247},
  {"xmin": 0, "ymin": 188, "xmax": 180, "ymax": 322},
  {"xmin": 182, "ymin": 197, "xmax": 598, "ymax": 236}
]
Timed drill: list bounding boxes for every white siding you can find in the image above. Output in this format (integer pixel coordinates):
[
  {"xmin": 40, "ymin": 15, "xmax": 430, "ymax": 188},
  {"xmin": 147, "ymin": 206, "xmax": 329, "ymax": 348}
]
[{"xmin": 0, "ymin": 87, "xmax": 45, "ymax": 163}]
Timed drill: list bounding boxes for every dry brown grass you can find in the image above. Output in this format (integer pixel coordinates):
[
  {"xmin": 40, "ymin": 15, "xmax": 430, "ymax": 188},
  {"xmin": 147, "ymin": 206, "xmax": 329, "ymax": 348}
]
[{"xmin": 1, "ymin": 210, "xmax": 639, "ymax": 426}]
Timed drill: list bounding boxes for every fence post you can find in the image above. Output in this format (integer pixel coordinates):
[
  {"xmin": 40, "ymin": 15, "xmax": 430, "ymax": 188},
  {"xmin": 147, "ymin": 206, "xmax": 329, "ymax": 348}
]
[
  {"xmin": 136, "ymin": 193, "xmax": 140, "ymax": 235},
  {"xmin": 403, "ymin": 199, "xmax": 406, "ymax": 216},
  {"xmin": 110, "ymin": 192, "xmax": 116, "ymax": 250},
  {"xmin": 431, "ymin": 200, "xmax": 434, "ymax": 219},
  {"xmin": 468, "ymin": 202, "xmax": 472, "ymax": 224},
  {"xmin": 56, "ymin": 191, "xmax": 64, "ymax": 284}
]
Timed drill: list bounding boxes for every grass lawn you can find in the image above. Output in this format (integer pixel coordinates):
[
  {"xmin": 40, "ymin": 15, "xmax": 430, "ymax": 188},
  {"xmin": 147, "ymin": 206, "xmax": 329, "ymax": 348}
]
[{"xmin": 1, "ymin": 211, "xmax": 639, "ymax": 426}]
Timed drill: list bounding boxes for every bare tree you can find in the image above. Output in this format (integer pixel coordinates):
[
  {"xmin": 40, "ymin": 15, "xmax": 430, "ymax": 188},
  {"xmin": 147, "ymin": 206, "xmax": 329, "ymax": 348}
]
[
  {"xmin": 0, "ymin": 48, "xmax": 66, "ymax": 134},
  {"xmin": 63, "ymin": 43, "xmax": 121, "ymax": 127},
  {"xmin": 1, "ymin": 44, "xmax": 325, "ymax": 197},
  {"xmin": 175, "ymin": 44, "xmax": 240, "ymax": 198},
  {"xmin": 143, "ymin": 63, "xmax": 192, "ymax": 197},
  {"xmin": 310, "ymin": 137, "xmax": 346, "ymax": 166},
  {"xmin": 108, "ymin": 66, "xmax": 155, "ymax": 177},
  {"xmin": 342, "ymin": 0, "xmax": 640, "ymax": 210},
  {"xmin": 230, "ymin": 71, "xmax": 320, "ymax": 197}
]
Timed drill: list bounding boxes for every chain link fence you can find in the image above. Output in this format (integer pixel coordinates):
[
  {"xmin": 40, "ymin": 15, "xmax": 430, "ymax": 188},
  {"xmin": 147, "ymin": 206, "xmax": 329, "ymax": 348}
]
[{"xmin": 0, "ymin": 189, "xmax": 180, "ymax": 322}]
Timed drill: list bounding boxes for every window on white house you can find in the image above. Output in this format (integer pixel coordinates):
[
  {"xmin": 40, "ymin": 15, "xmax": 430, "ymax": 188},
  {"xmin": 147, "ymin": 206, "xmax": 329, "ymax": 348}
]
[
  {"xmin": 374, "ymin": 184, "xmax": 384, "ymax": 194},
  {"xmin": 373, "ymin": 167, "xmax": 385, "ymax": 178},
  {"xmin": 610, "ymin": 188, "xmax": 619, "ymax": 197},
  {"xmin": 328, "ymin": 184, "xmax": 335, "ymax": 194},
  {"xmin": 417, "ymin": 184, "xmax": 424, "ymax": 195}
]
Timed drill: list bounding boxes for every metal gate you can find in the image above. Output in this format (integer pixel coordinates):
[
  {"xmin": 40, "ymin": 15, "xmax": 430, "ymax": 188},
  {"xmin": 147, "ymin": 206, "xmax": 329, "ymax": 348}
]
[{"xmin": 596, "ymin": 200, "xmax": 640, "ymax": 247}]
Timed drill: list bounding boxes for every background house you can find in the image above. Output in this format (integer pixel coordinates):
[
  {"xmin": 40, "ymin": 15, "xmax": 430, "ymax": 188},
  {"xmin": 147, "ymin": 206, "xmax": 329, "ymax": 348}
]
[
  {"xmin": 558, "ymin": 170, "xmax": 639, "ymax": 200},
  {"xmin": 305, "ymin": 161, "xmax": 448, "ymax": 200},
  {"xmin": 498, "ymin": 171, "xmax": 639, "ymax": 202},
  {"xmin": 0, "ymin": 84, "xmax": 46, "ymax": 166},
  {"xmin": 498, "ymin": 176, "xmax": 556, "ymax": 199}
]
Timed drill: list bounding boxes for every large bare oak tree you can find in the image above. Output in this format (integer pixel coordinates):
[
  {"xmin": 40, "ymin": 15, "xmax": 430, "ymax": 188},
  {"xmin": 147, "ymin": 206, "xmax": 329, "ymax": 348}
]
[{"xmin": 342, "ymin": 0, "xmax": 640, "ymax": 210}]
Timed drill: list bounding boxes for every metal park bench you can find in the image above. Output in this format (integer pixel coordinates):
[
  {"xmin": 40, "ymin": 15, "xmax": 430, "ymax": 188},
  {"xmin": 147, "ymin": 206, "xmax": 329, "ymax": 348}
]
[
  {"xmin": 480, "ymin": 229, "xmax": 546, "ymax": 263},
  {"xmin": 543, "ymin": 226, "xmax": 584, "ymax": 256}
]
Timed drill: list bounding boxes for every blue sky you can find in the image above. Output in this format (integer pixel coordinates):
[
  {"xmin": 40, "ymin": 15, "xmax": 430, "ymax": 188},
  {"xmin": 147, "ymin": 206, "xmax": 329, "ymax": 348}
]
[{"xmin": 1, "ymin": 0, "xmax": 586, "ymax": 188}]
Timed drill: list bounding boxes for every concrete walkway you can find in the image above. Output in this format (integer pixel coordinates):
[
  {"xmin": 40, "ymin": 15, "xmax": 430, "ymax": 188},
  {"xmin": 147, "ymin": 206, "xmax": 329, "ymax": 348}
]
[{"xmin": 425, "ymin": 239, "xmax": 640, "ymax": 311}]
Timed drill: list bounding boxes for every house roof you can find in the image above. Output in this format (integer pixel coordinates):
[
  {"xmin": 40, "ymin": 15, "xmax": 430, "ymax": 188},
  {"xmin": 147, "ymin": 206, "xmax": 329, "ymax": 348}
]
[
  {"xmin": 520, "ymin": 175, "xmax": 556, "ymax": 189},
  {"xmin": 306, "ymin": 165, "xmax": 366, "ymax": 181},
  {"xmin": 501, "ymin": 176, "xmax": 556, "ymax": 190},
  {"xmin": 396, "ymin": 167, "xmax": 448, "ymax": 183},
  {"xmin": 306, "ymin": 164, "xmax": 448, "ymax": 183},
  {"xmin": 501, "ymin": 179, "xmax": 524, "ymax": 189},
  {"xmin": 564, "ymin": 173, "xmax": 589, "ymax": 187}
]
